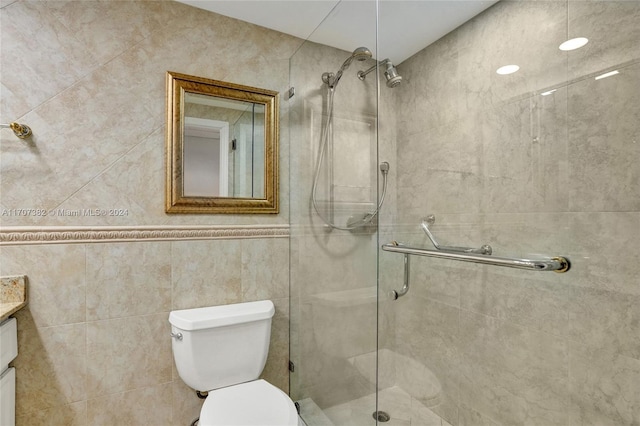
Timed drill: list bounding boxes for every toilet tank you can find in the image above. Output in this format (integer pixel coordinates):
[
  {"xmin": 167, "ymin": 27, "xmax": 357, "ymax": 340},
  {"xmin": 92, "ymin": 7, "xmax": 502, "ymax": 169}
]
[{"xmin": 169, "ymin": 300, "xmax": 275, "ymax": 392}]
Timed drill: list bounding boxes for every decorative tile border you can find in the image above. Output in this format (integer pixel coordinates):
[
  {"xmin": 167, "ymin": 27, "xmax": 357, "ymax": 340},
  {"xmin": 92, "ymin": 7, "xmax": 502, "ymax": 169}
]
[{"xmin": 0, "ymin": 225, "xmax": 289, "ymax": 245}]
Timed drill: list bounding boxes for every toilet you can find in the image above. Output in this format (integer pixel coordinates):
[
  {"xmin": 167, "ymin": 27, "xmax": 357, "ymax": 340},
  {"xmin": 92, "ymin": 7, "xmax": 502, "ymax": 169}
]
[{"xmin": 169, "ymin": 300, "xmax": 300, "ymax": 426}]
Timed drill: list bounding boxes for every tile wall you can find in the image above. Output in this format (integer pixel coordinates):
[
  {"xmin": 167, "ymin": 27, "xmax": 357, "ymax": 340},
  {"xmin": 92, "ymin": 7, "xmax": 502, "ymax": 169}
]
[
  {"xmin": 0, "ymin": 1, "xmax": 299, "ymax": 424},
  {"xmin": 379, "ymin": 1, "xmax": 640, "ymax": 425}
]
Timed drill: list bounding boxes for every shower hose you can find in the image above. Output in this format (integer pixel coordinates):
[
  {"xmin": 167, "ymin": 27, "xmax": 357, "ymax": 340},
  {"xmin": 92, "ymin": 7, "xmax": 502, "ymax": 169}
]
[{"xmin": 311, "ymin": 87, "xmax": 388, "ymax": 231}]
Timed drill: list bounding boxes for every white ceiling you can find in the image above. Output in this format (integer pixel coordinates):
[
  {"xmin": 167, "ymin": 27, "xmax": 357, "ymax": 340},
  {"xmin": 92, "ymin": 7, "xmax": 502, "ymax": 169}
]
[{"xmin": 177, "ymin": 0, "xmax": 498, "ymax": 64}]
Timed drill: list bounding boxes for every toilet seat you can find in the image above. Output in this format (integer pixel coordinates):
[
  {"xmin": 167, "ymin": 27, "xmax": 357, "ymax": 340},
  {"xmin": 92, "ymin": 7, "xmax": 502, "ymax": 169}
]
[{"xmin": 199, "ymin": 379, "xmax": 299, "ymax": 426}]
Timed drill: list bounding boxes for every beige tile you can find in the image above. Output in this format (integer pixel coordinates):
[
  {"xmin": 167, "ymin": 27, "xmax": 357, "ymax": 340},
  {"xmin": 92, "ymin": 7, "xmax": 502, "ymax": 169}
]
[
  {"xmin": 241, "ymin": 238, "xmax": 289, "ymax": 302},
  {"xmin": 568, "ymin": 342, "xmax": 640, "ymax": 426},
  {"xmin": 567, "ymin": 1, "xmax": 640, "ymax": 81},
  {"xmin": 86, "ymin": 242, "xmax": 171, "ymax": 320},
  {"xmin": 0, "ymin": 82, "xmax": 30, "ymax": 123},
  {"xmin": 16, "ymin": 401, "xmax": 87, "ymax": 426},
  {"xmin": 0, "ymin": 0, "xmax": 98, "ymax": 118},
  {"xmin": 86, "ymin": 313, "xmax": 172, "ymax": 398},
  {"xmin": 566, "ymin": 212, "xmax": 640, "ymax": 296},
  {"xmin": 479, "ymin": 92, "xmax": 569, "ymax": 214},
  {"xmin": 171, "ymin": 239, "xmax": 242, "ymax": 310},
  {"xmin": 49, "ymin": 128, "xmax": 165, "ymax": 226},
  {"xmin": 172, "ymin": 378, "xmax": 204, "ymax": 426},
  {"xmin": 41, "ymin": 0, "xmax": 177, "ymax": 66},
  {"xmin": 460, "ymin": 266, "xmax": 570, "ymax": 337},
  {"xmin": 410, "ymin": 399, "xmax": 446, "ymax": 426},
  {"xmin": 458, "ymin": 310, "xmax": 570, "ymax": 426},
  {"xmin": 0, "ymin": 244, "xmax": 85, "ymax": 327},
  {"xmin": 567, "ymin": 62, "xmax": 640, "ymax": 212},
  {"xmin": 566, "ymin": 285, "xmax": 640, "ymax": 360},
  {"xmin": 1, "ymin": 80, "xmax": 158, "ymax": 218},
  {"xmin": 396, "ymin": 296, "xmax": 459, "ymax": 373},
  {"xmin": 87, "ymin": 382, "xmax": 172, "ymax": 426},
  {"xmin": 13, "ymin": 318, "xmax": 86, "ymax": 416},
  {"xmin": 456, "ymin": 1, "xmax": 568, "ymax": 108},
  {"xmin": 261, "ymin": 297, "xmax": 290, "ymax": 394},
  {"xmin": 458, "ymin": 403, "xmax": 499, "ymax": 426}
]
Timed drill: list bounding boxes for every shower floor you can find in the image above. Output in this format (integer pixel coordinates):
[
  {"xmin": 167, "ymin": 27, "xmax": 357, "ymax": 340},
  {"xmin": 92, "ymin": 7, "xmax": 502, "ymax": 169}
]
[{"xmin": 298, "ymin": 386, "xmax": 453, "ymax": 426}]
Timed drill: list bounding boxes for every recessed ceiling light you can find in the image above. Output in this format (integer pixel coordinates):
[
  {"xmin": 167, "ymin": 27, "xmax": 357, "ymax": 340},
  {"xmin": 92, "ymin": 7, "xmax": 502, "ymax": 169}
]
[
  {"xmin": 595, "ymin": 70, "xmax": 619, "ymax": 80},
  {"xmin": 541, "ymin": 89, "xmax": 557, "ymax": 96},
  {"xmin": 496, "ymin": 65, "xmax": 520, "ymax": 75},
  {"xmin": 559, "ymin": 37, "xmax": 589, "ymax": 51}
]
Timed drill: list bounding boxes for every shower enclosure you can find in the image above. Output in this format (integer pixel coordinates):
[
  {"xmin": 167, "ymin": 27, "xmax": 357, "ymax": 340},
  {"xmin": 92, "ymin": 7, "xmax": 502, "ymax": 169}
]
[{"xmin": 289, "ymin": 1, "xmax": 640, "ymax": 425}]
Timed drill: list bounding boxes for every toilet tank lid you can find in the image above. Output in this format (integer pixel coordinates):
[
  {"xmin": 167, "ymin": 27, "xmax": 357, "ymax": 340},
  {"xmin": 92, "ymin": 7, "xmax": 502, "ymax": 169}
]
[{"xmin": 169, "ymin": 300, "xmax": 275, "ymax": 331}]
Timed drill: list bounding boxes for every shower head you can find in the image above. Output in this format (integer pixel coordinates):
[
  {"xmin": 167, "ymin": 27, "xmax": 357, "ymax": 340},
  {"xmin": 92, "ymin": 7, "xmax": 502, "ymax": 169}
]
[
  {"xmin": 322, "ymin": 46, "xmax": 373, "ymax": 89},
  {"xmin": 352, "ymin": 46, "xmax": 373, "ymax": 62},
  {"xmin": 357, "ymin": 58, "xmax": 403, "ymax": 88},
  {"xmin": 383, "ymin": 61, "xmax": 402, "ymax": 88}
]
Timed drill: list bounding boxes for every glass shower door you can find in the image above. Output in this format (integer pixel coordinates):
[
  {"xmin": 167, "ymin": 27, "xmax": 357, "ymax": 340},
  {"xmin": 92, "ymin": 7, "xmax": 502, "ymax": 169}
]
[
  {"xmin": 376, "ymin": 1, "xmax": 640, "ymax": 425},
  {"xmin": 288, "ymin": 1, "xmax": 381, "ymax": 424}
]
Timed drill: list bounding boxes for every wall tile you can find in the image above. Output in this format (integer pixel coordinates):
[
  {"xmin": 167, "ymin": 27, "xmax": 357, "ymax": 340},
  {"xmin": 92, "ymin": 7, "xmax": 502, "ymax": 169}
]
[
  {"xmin": 172, "ymin": 378, "xmax": 204, "ymax": 426},
  {"xmin": 86, "ymin": 313, "xmax": 172, "ymax": 398},
  {"xmin": 567, "ymin": 1, "xmax": 640, "ymax": 81},
  {"xmin": 568, "ymin": 62, "xmax": 640, "ymax": 212},
  {"xmin": 566, "ymin": 212, "xmax": 640, "ymax": 296},
  {"xmin": 241, "ymin": 238, "xmax": 289, "ymax": 301},
  {"xmin": 0, "ymin": 0, "xmax": 98, "ymax": 118},
  {"xmin": 458, "ymin": 310, "xmax": 570, "ymax": 426},
  {"xmin": 86, "ymin": 242, "xmax": 171, "ymax": 321},
  {"xmin": 87, "ymin": 382, "xmax": 173, "ymax": 426},
  {"xmin": 460, "ymin": 266, "xmax": 571, "ymax": 337},
  {"xmin": 13, "ymin": 317, "xmax": 87, "ymax": 416},
  {"xmin": 16, "ymin": 401, "xmax": 87, "ymax": 426},
  {"xmin": 0, "ymin": 244, "xmax": 86, "ymax": 327},
  {"xmin": 566, "ymin": 285, "xmax": 640, "ymax": 360},
  {"xmin": 568, "ymin": 342, "xmax": 640, "ymax": 426},
  {"xmin": 388, "ymin": 2, "xmax": 639, "ymax": 425},
  {"xmin": 48, "ymin": 128, "xmax": 165, "ymax": 226},
  {"xmin": 1, "ymin": 1, "xmax": 295, "ymax": 425},
  {"xmin": 42, "ymin": 0, "xmax": 180, "ymax": 66},
  {"xmin": 261, "ymin": 297, "xmax": 290, "ymax": 394},
  {"xmin": 171, "ymin": 239, "xmax": 242, "ymax": 310}
]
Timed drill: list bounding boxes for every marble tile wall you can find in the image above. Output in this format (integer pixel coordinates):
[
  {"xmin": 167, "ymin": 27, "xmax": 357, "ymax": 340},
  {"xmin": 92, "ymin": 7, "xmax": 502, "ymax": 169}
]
[
  {"xmin": 0, "ymin": 238, "xmax": 290, "ymax": 425},
  {"xmin": 380, "ymin": 1, "xmax": 640, "ymax": 425},
  {"xmin": 0, "ymin": 1, "xmax": 298, "ymax": 425},
  {"xmin": 1, "ymin": 0, "xmax": 298, "ymax": 227}
]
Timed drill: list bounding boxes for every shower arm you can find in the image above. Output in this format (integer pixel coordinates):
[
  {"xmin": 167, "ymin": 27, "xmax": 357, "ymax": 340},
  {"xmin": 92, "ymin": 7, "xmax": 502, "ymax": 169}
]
[
  {"xmin": 421, "ymin": 215, "xmax": 492, "ymax": 255},
  {"xmin": 357, "ymin": 59, "xmax": 391, "ymax": 80}
]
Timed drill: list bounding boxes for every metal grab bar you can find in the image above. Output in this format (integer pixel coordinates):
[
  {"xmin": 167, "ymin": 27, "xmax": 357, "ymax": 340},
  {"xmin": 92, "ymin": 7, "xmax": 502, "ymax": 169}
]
[
  {"xmin": 382, "ymin": 241, "xmax": 570, "ymax": 273},
  {"xmin": 389, "ymin": 253, "xmax": 410, "ymax": 300},
  {"xmin": 421, "ymin": 215, "xmax": 492, "ymax": 255}
]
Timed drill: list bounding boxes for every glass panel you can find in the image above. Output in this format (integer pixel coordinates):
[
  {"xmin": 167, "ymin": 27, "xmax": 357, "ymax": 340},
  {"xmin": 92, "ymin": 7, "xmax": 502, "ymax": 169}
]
[
  {"xmin": 378, "ymin": 1, "xmax": 639, "ymax": 426},
  {"xmin": 288, "ymin": 1, "xmax": 380, "ymax": 425}
]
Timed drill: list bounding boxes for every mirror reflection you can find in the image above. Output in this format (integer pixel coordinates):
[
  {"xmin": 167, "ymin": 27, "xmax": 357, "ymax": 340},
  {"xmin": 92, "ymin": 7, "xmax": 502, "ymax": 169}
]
[
  {"xmin": 166, "ymin": 71, "xmax": 279, "ymax": 214},
  {"xmin": 183, "ymin": 93, "xmax": 266, "ymax": 199}
]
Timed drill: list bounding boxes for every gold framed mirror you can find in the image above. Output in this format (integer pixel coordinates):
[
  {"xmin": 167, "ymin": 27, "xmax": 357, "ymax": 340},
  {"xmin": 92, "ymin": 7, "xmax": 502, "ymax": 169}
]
[{"xmin": 166, "ymin": 71, "xmax": 279, "ymax": 214}]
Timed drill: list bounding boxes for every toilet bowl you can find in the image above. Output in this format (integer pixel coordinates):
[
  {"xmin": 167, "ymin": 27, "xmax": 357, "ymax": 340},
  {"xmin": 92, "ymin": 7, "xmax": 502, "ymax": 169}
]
[
  {"xmin": 199, "ymin": 379, "xmax": 299, "ymax": 426},
  {"xmin": 169, "ymin": 300, "xmax": 300, "ymax": 426}
]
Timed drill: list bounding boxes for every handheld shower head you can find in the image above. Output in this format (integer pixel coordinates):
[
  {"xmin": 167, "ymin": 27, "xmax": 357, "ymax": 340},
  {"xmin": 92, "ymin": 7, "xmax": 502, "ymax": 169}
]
[
  {"xmin": 322, "ymin": 46, "xmax": 373, "ymax": 89},
  {"xmin": 352, "ymin": 46, "xmax": 373, "ymax": 62}
]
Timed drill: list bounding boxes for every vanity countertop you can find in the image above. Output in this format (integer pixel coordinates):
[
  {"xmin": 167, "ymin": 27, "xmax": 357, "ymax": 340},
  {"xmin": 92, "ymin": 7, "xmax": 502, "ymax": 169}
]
[{"xmin": 0, "ymin": 275, "xmax": 27, "ymax": 321}]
